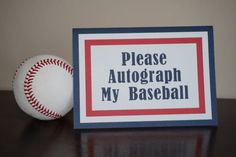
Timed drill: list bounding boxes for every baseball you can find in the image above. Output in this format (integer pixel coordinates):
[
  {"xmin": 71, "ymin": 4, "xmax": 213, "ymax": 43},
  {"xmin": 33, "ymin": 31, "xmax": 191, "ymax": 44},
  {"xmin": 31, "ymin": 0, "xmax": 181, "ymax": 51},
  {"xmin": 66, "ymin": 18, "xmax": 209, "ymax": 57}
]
[{"xmin": 13, "ymin": 55, "xmax": 73, "ymax": 120}]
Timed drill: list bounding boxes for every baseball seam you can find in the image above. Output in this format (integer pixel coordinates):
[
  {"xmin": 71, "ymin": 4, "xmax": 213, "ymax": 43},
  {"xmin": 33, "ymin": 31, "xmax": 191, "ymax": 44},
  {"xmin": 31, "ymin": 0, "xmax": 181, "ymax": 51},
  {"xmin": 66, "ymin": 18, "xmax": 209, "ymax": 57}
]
[
  {"xmin": 12, "ymin": 58, "xmax": 29, "ymax": 87},
  {"xmin": 24, "ymin": 58, "xmax": 73, "ymax": 119}
]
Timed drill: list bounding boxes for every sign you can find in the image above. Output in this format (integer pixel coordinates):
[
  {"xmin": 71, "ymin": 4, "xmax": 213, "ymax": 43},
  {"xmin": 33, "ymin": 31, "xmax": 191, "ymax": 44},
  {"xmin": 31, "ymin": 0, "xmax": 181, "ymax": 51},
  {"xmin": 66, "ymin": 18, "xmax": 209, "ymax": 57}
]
[{"xmin": 73, "ymin": 26, "xmax": 217, "ymax": 129}]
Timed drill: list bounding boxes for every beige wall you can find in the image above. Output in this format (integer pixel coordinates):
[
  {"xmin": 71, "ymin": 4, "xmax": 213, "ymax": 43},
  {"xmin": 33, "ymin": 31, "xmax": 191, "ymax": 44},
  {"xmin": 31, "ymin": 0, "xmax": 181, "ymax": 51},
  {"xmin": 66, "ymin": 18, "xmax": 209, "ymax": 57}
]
[{"xmin": 0, "ymin": 0, "xmax": 236, "ymax": 98}]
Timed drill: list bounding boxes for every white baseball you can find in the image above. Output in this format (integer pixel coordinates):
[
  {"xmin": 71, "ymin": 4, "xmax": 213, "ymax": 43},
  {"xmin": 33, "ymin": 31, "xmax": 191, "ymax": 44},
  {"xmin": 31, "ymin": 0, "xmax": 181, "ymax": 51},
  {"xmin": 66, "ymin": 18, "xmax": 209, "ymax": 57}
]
[{"xmin": 13, "ymin": 54, "xmax": 73, "ymax": 120}]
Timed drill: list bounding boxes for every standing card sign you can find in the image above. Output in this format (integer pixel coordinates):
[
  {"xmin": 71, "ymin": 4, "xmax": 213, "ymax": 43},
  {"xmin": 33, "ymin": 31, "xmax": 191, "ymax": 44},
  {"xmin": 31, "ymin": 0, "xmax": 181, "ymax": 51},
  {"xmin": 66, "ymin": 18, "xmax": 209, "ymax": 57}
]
[{"xmin": 73, "ymin": 26, "xmax": 217, "ymax": 129}]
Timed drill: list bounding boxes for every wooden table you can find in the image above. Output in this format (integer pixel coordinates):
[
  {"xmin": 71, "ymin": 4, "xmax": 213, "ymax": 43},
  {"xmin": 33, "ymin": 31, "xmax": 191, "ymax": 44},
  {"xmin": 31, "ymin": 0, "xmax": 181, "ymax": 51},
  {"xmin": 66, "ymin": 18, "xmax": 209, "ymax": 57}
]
[{"xmin": 0, "ymin": 91, "xmax": 235, "ymax": 157}]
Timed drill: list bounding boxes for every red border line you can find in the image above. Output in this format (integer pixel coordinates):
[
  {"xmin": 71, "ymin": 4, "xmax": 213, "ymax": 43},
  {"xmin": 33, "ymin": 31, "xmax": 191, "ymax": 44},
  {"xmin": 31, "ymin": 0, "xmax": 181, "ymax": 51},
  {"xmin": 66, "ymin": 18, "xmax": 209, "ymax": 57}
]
[{"xmin": 85, "ymin": 38, "xmax": 205, "ymax": 116}]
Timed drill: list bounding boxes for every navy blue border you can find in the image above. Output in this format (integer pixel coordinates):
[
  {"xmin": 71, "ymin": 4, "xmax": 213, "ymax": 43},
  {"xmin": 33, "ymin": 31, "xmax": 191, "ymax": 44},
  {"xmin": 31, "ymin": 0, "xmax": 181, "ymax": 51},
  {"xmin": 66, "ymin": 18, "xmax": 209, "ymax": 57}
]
[
  {"xmin": 72, "ymin": 26, "xmax": 217, "ymax": 129},
  {"xmin": 73, "ymin": 29, "xmax": 80, "ymax": 129}
]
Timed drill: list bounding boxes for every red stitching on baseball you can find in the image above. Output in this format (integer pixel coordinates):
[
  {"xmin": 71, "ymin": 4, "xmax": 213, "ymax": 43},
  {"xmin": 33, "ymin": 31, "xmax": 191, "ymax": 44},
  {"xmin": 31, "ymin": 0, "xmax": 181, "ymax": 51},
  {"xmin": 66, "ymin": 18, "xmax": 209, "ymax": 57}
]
[
  {"xmin": 24, "ymin": 58, "xmax": 73, "ymax": 119},
  {"xmin": 12, "ymin": 58, "xmax": 31, "ymax": 87}
]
